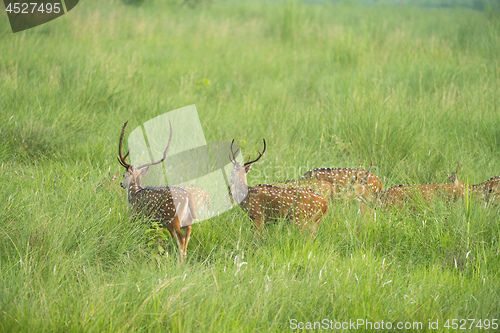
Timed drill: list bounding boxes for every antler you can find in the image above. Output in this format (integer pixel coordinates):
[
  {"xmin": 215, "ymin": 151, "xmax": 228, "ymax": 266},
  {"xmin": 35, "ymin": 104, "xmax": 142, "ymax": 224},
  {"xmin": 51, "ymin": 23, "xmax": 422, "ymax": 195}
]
[
  {"xmin": 137, "ymin": 121, "xmax": 173, "ymax": 170},
  {"xmin": 118, "ymin": 121, "xmax": 132, "ymax": 169},
  {"xmin": 367, "ymin": 157, "xmax": 373, "ymax": 174},
  {"xmin": 355, "ymin": 156, "xmax": 363, "ymax": 179},
  {"xmin": 448, "ymin": 162, "xmax": 460, "ymax": 182},
  {"xmin": 244, "ymin": 139, "xmax": 266, "ymax": 167},
  {"xmin": 361, "ymin": 158, "xmax": 373, "ymax": 182},
  {"xmin": 229, "ymin": 139, "xmax": 240, "ymax": 165},
  {"xmin": 355, "ymin": 157, "xmax": 373, "ymax": 182}
]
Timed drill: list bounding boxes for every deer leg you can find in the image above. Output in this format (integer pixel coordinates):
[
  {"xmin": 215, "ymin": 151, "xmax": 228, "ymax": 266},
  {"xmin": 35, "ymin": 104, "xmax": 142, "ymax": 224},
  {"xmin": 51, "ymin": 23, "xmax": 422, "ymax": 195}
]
[
  {"xmin": 252, "ymin": 214, "xmax": 264, "ymax": 237},
  {"xmin": 176, "ymin": 200, "xmax": 194, "ymax": 259},
  {"xmin": 251, "ymin": 212, "xmax": 266, "ymax": 239},
  {"xmin": 165, "ymin": 225, "xmax": 176, "ymax": 239},
  {"xmin": 293, "ymin": 210, "xmax": 308, "ymax": 235},
  {"xmin": 294, "ymin": 203, "xmax": 311, "ymax": 234},
  {"xmin": 358, "ymin": 201, "xmax": 371, "ymax": 216},
  {"xmin": 298, "ymin": 219, "xmax": 308, "ymax": 234},
  {"xmin": 167, "ymin": 216, "xmax": 185, "ymax": 263},
  {"xmin": 359, "ymin": 202, "xmax": 376, "ymax": 222},
  {"xmin": 173, "ymin": 228, "xmax": 186, "ymax": 260},
  {"xmin": 165, "ymin": 226, "xmax": 181, "ymax": 263},
  {"xmin": 309, "ymin": 214, "xmax": 321, "ymax": 238},
  {"xmin": 182, "ymin": 225, "xmax": 192, "ymax": 257},
  {"xmin": 248, "ymin": 204, "xmax": 264, "ymax": 235},
  {"xmin": 309, "ymin": 224, "xmax": 318, "ymax": 238}
]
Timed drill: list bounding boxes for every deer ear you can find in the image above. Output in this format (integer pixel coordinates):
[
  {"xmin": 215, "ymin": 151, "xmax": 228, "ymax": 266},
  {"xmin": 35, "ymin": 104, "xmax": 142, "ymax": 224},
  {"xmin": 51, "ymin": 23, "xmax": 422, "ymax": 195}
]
[{"xmin": 245, "ymin": 165, "xmax": 252, "ymax": 173}]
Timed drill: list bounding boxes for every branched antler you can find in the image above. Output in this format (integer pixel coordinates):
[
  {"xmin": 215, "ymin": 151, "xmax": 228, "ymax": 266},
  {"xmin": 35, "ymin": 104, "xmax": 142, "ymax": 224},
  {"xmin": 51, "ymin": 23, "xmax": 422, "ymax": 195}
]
[
  {"xmin": 244, "ymin": 139, "xmax": 266, "ymax": 167},
  {"xmin": 118, "ymin": 121, "xmax": 132, "ymax": 169},
  {"xmin": 137, "ymin": 121, "xmax": 173, "ymax": 170}
]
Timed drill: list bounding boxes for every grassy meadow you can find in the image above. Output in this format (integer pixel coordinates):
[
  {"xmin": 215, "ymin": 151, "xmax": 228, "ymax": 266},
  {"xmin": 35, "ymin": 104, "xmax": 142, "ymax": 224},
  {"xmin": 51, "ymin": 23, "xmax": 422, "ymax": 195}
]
[{"xmin": 1, "ymin": 0, "xmax": 500, "ymax": 331}]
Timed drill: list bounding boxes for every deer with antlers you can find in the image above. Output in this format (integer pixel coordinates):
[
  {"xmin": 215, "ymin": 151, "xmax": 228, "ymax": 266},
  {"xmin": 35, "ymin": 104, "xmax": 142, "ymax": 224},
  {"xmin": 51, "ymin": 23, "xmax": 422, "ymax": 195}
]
[
  {"xmin": 117, "ymin": 121, "xmax": 197, "ymax": 262},
  {"xmin": 229, "ymin": 140, "xmax": 329, "ymax": 235},
  {"xmin": 302, "ymin": 159, "xmax": 383, "ymax": 201},
  {"xmin": 447, "ymin": 163, "xmax": 500, "ymax": 205}
]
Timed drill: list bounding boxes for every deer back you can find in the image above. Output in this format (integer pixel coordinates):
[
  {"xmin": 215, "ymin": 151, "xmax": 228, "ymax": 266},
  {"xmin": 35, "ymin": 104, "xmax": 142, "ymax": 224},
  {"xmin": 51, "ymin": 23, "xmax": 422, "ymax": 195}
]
[
  {"xmin": 303, "ymin": 167, "xmax": 383, "ymax": 199},
  {"xmin": 475, "ymin": 176, "xmax": 500, "ymax": 204},
  {"xmin": 270, "ymin": 178, "xmax": 333, "ymax": 199},
  {"xmin": 242, "ymin": 184, "xmax": 329, "ymax": 226},
  {"xmin": 130, "ymin": 186, "xmax": 197, "ymax": 226}
]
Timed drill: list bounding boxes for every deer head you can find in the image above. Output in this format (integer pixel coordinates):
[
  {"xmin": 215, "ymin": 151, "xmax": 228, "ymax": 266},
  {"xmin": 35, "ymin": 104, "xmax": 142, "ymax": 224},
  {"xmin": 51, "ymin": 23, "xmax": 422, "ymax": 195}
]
[
  {"xmin": 347, "ymin": 158, "xmax": 377, "ymax": 203},
  {"xmin": 229, "ymin": 139, "xmax": 266, "ymax": 203},
  {"xmin": 446, "ymin": 162, "xmax": 465, "ymax": 189},
  {"xmin": 117, "ymin": 121, "xmax": 173, "ymax": 192}
]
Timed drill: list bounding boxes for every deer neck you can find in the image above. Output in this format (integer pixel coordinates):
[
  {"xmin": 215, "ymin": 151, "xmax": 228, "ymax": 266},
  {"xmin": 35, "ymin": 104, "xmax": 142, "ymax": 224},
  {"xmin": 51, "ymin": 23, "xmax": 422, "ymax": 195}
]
[
  {"xmin": 231, "ymin": 174, "xmax": 250, "ymax": 204},
  {"xmin": 127, "ymin": 178, "xmax": 144, "ymax": 204}
]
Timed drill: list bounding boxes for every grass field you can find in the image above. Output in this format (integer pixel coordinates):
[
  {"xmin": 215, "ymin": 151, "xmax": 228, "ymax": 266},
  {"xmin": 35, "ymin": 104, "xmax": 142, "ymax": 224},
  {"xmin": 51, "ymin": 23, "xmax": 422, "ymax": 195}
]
[{"xmin": 1, "ymin": 0, "xmax": 499, "ymax": 331}]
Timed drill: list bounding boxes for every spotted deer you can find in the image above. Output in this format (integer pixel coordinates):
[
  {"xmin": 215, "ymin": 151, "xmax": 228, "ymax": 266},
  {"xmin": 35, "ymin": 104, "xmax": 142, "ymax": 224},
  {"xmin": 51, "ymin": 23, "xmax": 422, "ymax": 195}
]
[
  {"xmin": 349, "ymin": 167, "xmax": 464, "ymax": 210},
  {"xmin": 117, "ymin": 121, "xmax": 197, "ymax": 262},
  {"xmin": 302, "ymin": 159, "xmax": 383, "ymax": 201},
  {"xmin": 344, "ymin": 161, "xmax": 379, "ymax": 205},
  {"xmin": 447, "ymin": 163, "xmax": 500, "ymax": 205},
  {"xmin": 270, "ymin": 178, "xmax": 333, "ymax": 199},
  {"xmin": 229, "ymin": 140, "xmax": 329, "ymax": 235},
  {"xmin": 380, "ymin": 183, "xmax": 464, "ymax": 209}
]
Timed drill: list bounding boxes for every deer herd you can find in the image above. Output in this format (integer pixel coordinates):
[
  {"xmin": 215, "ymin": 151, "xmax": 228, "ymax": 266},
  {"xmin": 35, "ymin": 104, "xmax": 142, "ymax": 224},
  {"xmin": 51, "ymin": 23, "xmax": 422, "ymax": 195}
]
[{"xmin": 116, "ymin": 122, "xmax": 500, "ymax": 262}]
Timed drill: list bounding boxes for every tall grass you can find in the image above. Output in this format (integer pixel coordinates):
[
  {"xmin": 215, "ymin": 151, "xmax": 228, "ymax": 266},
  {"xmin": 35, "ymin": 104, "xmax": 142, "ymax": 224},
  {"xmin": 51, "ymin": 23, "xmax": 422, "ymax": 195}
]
[{"xmin": 1, "ymin": 0, "xmax": 499, "ymax": 331}]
